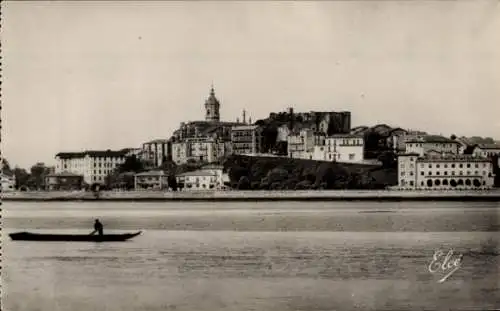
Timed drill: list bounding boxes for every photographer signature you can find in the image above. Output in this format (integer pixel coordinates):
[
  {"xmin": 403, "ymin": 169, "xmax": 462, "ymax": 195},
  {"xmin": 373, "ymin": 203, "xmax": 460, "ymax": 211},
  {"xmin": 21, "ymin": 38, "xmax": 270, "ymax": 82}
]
[{"xmin": 428, "ymin": 249, "xmax": 463, "ymax": 283}]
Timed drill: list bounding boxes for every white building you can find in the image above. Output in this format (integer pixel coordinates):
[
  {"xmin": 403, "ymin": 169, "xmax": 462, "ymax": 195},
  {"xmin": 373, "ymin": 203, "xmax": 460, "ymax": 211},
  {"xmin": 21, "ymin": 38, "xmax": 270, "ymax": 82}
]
[
  {"xmin": 172, "ymin": 137, "xmax": 231, "ymax": 164},
  {"xmin": 176, "ymin": 165, "xmax": 229, "ymax": 191},
  {"xmin": 287, "ymin": 129, "xmax": 315, "ymax": 158},
  {"xmin": 134, "ymin": 170, "xmax": 168, "ymax": 190},
  {"xmin": 287, "ymin": 129, "xmax": 326, "ymax": 159},
  {"xmin": 404, "ymin": 135, "xmax": 462, "ymax": 156},
  {"xmin": 276, "ymin": 124, "xmax": 291, "ymax": 142},
  {"xmin": 55, "ymin": 150, "xmax": 127, "ymax": 185},
  {"xmin": 472, "ymin": 144, "xmax": 500, "ymax": 158},
  {"xmin": 1, "ymin": 173, "xmax": 16, "ymax": 192},
  {"xmin": 231, "ymin": 125, "xmax": 263, "ymax": 155},
  {"xmin": 396, "ymin": 153, "xmax": 495, "ymax": 190}
]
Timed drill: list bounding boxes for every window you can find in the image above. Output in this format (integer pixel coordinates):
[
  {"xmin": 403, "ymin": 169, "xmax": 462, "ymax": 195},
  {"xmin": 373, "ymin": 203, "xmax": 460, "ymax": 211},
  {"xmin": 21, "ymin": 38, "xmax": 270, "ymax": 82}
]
[
  {"xmin": 349, "ymin": 154, "xmax": 355, "ymax": 160},
  {"xmin": 451, "ymin": 164, "xmax": 455, "ymax": 168},
  {"xmin": 436, "ymin": 164, "xmax": 440, "ymax": 168},
  {"xmin": 420, "ymin": 171, "xmax": 424, "ymax": 176},
  {"xmin": 475, "ymin": 164, "xmax": 479, "ymax": 168},
  {"xmin": 436, "ymin": 171, "xmax": 440, "ymax": 175},
  {"xmin": 428, "ymin": 164, "xmax": 432, "ymax": 168},
  {"xmin": 409, "ymin": 181, "xmax": 414, "ymax": 186},
  {"xmin": 428, "ymin": 171, "xmax": 432, "ymax": 175},
  {"xmin": 410, "ymin": 171, "xmax": 414, "ymax": 176},
  {"xmin": 444, "ymin": 171, "xmax": 448, "ymax": 175},
  {"xmin": 444, "ymin": 164, "xmax": 448, "ymax": 168},
  {"xmin": 459, "ymin": 164, "xmax": 463, "ymax": 168}
]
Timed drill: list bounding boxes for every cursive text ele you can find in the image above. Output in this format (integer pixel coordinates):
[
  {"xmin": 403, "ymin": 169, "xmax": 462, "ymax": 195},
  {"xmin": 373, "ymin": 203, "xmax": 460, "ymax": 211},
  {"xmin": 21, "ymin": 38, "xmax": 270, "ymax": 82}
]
[{"xmin": 428, "ymin": 249, "xmax": 463, "ymax": 283}]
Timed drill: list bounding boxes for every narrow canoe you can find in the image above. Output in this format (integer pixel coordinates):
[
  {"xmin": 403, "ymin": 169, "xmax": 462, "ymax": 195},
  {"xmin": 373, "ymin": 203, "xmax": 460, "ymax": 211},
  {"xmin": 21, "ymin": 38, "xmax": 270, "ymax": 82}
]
[{"xmin": 9, "ymin": 231, "xmax": 142, "ymax": 242}]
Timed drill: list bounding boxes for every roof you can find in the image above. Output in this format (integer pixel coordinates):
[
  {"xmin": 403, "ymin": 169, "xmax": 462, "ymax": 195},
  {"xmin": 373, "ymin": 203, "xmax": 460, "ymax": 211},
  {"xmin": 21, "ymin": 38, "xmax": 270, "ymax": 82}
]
[
  {"xmin": 135, "ymin": 170, "xmax": 166, "ymax": 176},
  {"xmin": 56, "ymin": 150, "xmax": 128, "ymax": 159},
  {"xmin": 476, "ymin": 143, "xmax": 500, "ymax": 150},
  {"xmin": 177, "ymin": 170, "xmax": 218, "ymax": 177},
  {"xmin": 143, "ymin": 139, "xmax": 170, "ymax": 144},
  {"xmin": 397, "ymin": 152, "xmax": 420, "ymax": 157},
  {"xmin": 419, "ymin": 154, "xmax": 492, "ymax": 162},
  {"xmin": 46, "ymin": 171, "xmax": 83, "ymax": 178},
  {"xmin": 327, "ymin": 134, "xmax": 364, "ymax": 139},
  {"xmin": 406, "ymin": 135, "xmax": 460, "ymax": 144}
]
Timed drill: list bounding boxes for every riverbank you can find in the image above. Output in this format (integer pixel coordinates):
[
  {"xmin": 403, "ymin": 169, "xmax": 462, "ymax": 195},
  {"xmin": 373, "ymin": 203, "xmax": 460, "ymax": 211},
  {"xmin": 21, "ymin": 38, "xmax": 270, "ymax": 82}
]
[{"xmin": 2, "ymin": 189, "xmax": 500, "ymax": 202}]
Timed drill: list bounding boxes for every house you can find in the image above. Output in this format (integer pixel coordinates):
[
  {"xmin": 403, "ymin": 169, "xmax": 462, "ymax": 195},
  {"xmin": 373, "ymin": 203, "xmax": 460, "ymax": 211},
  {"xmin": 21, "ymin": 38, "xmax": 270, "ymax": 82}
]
[
  {"xmin": 404, "ymin": 135, "xmax": 462, "ymax": 157},
  {"xmin": 45, "ymin": 172, "xmax": 84, "ymax": 191},
  {"xmin": 134, "ymin": 170, "xmax": 168, "ymax": 190},
  {"xmin": 1, "ymin": 173, "xmax": 16, "ymax": 192},
  {"xmin": 472, "ymin": 144, "xmax": 500, "ymax": 159},
  {"xmin": 176, "ymin": 166, "xmax": 227, "ymax": 191}
]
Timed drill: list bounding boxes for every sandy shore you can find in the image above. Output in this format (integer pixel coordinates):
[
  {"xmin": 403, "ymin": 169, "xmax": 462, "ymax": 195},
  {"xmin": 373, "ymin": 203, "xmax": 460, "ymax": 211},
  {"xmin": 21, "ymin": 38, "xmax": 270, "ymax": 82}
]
[{"xmin": 2, "ymin": 189, "xmax": 500, "ymax": 201}]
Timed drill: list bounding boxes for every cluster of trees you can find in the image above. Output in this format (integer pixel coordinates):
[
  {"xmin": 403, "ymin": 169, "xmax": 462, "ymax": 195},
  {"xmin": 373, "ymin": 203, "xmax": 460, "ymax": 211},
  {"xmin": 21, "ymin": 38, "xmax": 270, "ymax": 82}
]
[
  {"xmin": 103, "ymin": 155, "xmax": 205, "ymax": 191},
  {"xmin": 223, "ymin": 155, "xmax": 397, "ymax": 191},
  {"xmin": 2, "ymin": 159, "xmax": 53, "ymax": 190}
]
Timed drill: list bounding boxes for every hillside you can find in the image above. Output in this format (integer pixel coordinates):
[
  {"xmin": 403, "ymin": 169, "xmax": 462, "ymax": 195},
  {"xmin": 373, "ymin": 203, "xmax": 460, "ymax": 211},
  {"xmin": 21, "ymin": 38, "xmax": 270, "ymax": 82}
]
[{"xmin": 222, "ymin": 155, "xmax": 397, "ymax": 190}]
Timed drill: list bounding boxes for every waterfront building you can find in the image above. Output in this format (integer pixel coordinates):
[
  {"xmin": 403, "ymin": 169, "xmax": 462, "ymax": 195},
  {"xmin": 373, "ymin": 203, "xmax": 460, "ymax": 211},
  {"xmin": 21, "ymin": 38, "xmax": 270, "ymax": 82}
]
[
  {"xmin": 55, "ymin": 150, "xmax": 127, "ymax": 186},
  {"xmin": 134, "ymin": 170, "xmax": 168, "ymax": 190},
  {"xmin": 176, "ymin": 165, "xmax": 228, "ymax": 190},
  {"xmin": 141, "ymin": 139, "xmax": 172, "ymax": 167},
  {"xmin": 396, "ymin": 153, "xmax": 495, "ymax": 190},
  {"xmin": 286, "ymin": 129, "xmax": 325, "ymax": 159},
  {"xmin": 231, "ymin": 124, "xmax": 263, "ymax": 155},
  {"xmin": 404, "ymin": 135, "xmax": 462, "ymax": 156},
  {"xmin": 44, "ymin": 172, "xmax": 84, "ymax": 191}
]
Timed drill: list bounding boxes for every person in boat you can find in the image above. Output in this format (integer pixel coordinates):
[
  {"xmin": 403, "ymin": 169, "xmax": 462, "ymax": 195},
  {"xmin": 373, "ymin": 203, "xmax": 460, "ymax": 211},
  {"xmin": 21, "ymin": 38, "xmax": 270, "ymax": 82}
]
[{"xmin": 90, "ymin": 219, "xmax": 104, "ymax": 236}]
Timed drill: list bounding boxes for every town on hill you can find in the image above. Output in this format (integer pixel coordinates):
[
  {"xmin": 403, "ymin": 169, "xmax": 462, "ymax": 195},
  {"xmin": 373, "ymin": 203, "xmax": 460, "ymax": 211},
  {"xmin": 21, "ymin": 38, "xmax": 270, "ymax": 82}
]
[{"xmin": 2, "ymin": 86, "xmax": 499, "ymax": 192}]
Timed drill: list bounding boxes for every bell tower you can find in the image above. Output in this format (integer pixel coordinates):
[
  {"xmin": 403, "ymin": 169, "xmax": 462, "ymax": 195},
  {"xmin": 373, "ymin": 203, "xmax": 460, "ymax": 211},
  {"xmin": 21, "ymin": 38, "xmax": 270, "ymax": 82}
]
[{"xmin": 205, "ymin": 84, "xmax": 220, "ymax": 122}]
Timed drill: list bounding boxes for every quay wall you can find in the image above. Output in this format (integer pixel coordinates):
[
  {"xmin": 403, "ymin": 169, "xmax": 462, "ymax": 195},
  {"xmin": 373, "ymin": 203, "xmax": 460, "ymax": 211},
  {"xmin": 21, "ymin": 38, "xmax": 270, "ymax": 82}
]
[{"xmin": 2, "ymin": 190, "xmax": 500, "ymax": 202}]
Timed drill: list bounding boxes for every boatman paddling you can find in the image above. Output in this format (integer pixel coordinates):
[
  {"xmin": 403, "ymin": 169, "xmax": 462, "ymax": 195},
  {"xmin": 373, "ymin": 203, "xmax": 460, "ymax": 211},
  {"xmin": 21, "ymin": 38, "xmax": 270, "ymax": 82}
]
[{"xmin": 91, "ymin": 219, "xmax": 104, "ymax": 236}]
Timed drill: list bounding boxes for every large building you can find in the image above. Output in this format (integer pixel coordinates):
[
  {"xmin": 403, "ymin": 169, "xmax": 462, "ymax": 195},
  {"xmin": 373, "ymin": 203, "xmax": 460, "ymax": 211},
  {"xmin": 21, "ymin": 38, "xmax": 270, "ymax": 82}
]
[
  {"xmin": 171, "ymin": 137, "xmax": 232, "ymax": 164},
  {"xmin": 55, "ymin": 150, "xmax": 128, "ymax": 185},
  {"xmin": 231, "ymin": 124, "xmax": 263, "ymax": 155},
  {"xmin": 134, "ymin": 170, "xmax": 168, "ymax": 190},
  {"xmin": 141, "ymin": 139, "xmax": 172, "ymax": 167},
  {"xmin": 309, "ymin": 134, "xmax": 364, "ymax": 163},
  {"xmin": 396, "ymin": 153, "xmax": 495, "ymax": 190},
  {"xmin": 171, "ymin": 86, "xmax": 245, "ymax": 142},
  {"xmin": 287, "ymin": 129, "xmax": 325, "ymax": 159}
]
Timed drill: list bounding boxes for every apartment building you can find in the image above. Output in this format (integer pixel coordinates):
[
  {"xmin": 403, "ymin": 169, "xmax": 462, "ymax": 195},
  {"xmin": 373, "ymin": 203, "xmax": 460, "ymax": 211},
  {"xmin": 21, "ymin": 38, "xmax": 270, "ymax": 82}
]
[
  {"xmin": 142, "ymin": 139, "xmax": 171, "ymax": 167},
  {"xmin": 405, "ymin": 135, "xmax": 462, "ymax": 156},
  {"xmin": 231, "ymin": 125, "xmax": 263, "ymax": 155},
  {"xmin": 171, "ymin": 137, "xmax": 231, "ymax": 164}
]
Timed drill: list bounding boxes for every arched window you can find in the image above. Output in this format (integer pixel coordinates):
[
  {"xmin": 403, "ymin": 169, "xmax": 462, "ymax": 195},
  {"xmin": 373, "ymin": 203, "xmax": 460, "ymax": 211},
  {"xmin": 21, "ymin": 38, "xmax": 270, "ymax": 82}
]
[
  {"xmin": 427, "ymin": 179, "xmax": 433, "ymax": 187},
  {"xmin": 473, "ymin": 179, "xmax": 481, "ymax": 187},
  {"xmin": 457, "ymin": 179, "xmax": 464, "ymax": 186},
  {"xmin": 465, "ymin": 179, "xmax": 471, "ymax": 186},
  {"xmin": 435, "ymin": 179, "xmax": 441, "ymax": 186},
  {"xmin": 450, "ymin": 179, "xmax": 457, "ymax": 187},
  {"xmin": 442, "ymin": 179, "xmax": 449, "ymax": 186}
]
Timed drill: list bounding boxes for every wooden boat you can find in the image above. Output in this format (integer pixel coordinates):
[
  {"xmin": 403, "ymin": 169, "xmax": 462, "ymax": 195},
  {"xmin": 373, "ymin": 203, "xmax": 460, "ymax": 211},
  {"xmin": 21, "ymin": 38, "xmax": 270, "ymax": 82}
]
[{"xmin": 9, "ymin": 231, "xmax": 142, "ymax": 242}]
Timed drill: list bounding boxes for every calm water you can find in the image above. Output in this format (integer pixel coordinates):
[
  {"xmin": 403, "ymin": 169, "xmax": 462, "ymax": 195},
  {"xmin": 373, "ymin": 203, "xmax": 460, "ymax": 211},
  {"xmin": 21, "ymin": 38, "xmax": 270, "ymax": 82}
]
[{"xmin": 2, "ymin": 201, "xmax": 499, "ymax": 311}]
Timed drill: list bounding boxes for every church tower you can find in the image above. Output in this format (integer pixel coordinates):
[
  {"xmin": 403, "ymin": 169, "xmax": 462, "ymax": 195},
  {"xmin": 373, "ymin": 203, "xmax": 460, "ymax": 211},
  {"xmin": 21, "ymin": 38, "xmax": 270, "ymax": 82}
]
[{"xmin": 205, "ymin": 85, "xmax": 220, "ymax": 122}]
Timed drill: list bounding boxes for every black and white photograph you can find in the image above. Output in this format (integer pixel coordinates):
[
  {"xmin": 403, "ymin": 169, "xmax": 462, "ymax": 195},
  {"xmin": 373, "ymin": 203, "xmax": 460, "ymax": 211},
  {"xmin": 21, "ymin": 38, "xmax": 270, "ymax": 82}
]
[{"xmin": 1, "ymin": 1, "xmax": 499, "ymax": 310}]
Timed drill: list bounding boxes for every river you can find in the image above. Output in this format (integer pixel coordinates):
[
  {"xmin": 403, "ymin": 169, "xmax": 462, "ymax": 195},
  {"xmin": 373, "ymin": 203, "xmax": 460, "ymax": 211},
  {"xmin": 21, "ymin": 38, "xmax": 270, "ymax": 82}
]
[{"xmin": 2, "ymin": 201, "xmax": 499, "ymax": 311}]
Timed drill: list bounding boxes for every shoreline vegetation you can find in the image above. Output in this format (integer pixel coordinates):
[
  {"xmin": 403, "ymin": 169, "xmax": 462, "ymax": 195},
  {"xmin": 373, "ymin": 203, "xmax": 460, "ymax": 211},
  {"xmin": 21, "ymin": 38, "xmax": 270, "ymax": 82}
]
[{"xmin": 3, "ymin": 189, "xmax": 500, "ymax": 202}]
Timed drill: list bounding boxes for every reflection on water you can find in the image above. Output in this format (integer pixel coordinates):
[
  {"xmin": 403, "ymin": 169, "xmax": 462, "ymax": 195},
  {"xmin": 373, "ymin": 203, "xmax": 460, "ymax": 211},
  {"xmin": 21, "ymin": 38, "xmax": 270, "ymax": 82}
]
[{"xmin": 2, "ymin": 201, "xmax": 500, "ymax": 311}]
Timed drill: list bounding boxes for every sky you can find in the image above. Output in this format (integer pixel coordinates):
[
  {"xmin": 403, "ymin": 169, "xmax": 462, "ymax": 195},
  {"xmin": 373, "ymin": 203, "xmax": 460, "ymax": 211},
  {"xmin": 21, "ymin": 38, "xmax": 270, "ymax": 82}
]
[{"xmin": 2, "ymin": 1, "xmax": 500, "ymax": 169}]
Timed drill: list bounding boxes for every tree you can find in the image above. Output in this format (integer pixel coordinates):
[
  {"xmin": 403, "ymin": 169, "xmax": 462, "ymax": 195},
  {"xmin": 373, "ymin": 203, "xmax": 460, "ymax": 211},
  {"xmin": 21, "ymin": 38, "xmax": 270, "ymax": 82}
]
[
  {"xmin": 228, "ymin": 166, "xmax": 248, "ymax": 185},
  {"xmin": 2, "ymin": 158, "xmax": 13, "ymax": 175},
  {"xmin": 377, "ymin": 151, "xmax": 397, "ymax": 169},
  {"xmin": 13, "ymin": 167, "xmax": 30, "ymax": 189},
  {"xmin": 119, "ymin": 155, "xmax": 144, "ymax": 173},
  {"xmin": 168, "ymin": 175, "xmax": 178, "ymax": 191},
  {"xmin": 237, "ymin": 176, "xmax": 251, "ymax": 190},
  {"xmin": 30, "ymin": 162, "xmax": 51, "ymax": 190}
]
